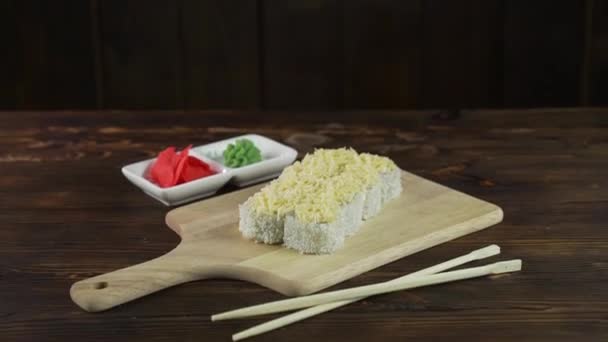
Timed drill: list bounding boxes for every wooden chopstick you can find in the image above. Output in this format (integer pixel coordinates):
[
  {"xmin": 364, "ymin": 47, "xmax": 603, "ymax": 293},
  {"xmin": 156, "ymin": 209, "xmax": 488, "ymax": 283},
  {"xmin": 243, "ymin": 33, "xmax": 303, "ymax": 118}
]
[
  {"xmin": 213, "ymin": 245, "xmax": 515, "ymax": 321},
  {"xmin": 230, "ymin": 244, "xmax": 501, "ymax": 341},
  {"xmin": 216, "ymin": 259, "xmax": 521, "ymax": 322}
]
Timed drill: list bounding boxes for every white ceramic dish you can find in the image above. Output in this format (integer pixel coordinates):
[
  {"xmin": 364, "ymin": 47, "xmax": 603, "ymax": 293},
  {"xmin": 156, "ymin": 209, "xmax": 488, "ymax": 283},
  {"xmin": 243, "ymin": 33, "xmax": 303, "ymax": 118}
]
[{"xmin": 121, "ymin": 134, "xmax": 298, "ymax": 206}]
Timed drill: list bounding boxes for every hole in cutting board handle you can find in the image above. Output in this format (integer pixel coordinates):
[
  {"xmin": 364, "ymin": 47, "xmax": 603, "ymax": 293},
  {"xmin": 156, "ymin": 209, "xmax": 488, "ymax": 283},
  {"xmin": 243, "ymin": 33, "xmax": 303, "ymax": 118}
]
[{"xmin": 94, "ymin": 281, "xmax": 108, "ymax": 290}]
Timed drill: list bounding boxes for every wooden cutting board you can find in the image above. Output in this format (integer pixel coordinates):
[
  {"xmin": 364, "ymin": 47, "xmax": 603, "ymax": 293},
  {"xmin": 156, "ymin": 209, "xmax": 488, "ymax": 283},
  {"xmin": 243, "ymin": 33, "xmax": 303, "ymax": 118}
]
[{"xmin": 70, "ymin": 170, "xmax": 503, "ymax": 312}]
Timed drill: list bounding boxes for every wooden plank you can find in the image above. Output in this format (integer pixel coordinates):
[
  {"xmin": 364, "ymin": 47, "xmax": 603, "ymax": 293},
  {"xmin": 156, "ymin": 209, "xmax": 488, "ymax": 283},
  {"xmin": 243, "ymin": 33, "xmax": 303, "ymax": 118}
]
[
  {"xmin": 90, "ymin": 0, "xmax": 105, "ymax": 108},
  {"xmin": 343, "ymin": 0, "xmax": 423, "ymax": 109},
  {"xmin": 14, "ymin": 0, "xmax": 97, "ymax": 109},
  {"xmin": 0, "ymin": 0, "xmax": 18, "ymax": 109},
  {"xmin": 2, "ymin": 109, "xmax": 608, "ymax": 341},
  {"xmin": 181, "ymin": 0, "xmax": 259, "ymax": 109},
  {"xmin": 263, "ymin": 0, "xmax": 343, "ymax": 109},
  {"xmin": 70, "ymin": 170, "xmax": 502, "ymax": 312},
  {"xmin": 100, "ymin": 0, "xmax": 183, "ymax": 109},
  {"xmin": 422, "ymin": 0, "xmax": 502, "ymax": 109},
  {"xmin": 590, "ymin": 0, "xmax": 608, "ymax": 105},
  {"xmin": 503, "ymin": 0, "xmax": 585, "ymax": 107}
]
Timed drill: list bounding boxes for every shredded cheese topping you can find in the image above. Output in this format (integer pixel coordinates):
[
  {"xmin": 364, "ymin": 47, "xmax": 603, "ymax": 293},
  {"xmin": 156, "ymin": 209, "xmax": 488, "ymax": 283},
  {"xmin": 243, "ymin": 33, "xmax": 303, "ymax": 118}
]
[{"xmin": 250, "ymin": 148, "xmax": 397, "ymax": 223}]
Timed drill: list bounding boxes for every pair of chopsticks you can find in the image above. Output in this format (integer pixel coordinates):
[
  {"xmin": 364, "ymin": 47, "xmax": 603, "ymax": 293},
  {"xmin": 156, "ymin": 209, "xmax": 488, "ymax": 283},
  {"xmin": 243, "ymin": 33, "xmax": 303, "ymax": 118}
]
[{"xmin": 212, "ymin": 245, "xmax": 521, "ymax": 341}]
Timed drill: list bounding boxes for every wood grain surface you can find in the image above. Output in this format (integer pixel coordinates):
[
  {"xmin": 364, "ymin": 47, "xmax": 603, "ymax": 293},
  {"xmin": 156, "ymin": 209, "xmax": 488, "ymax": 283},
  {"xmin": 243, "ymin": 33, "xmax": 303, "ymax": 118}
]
[
  {"xmin": 3, "ymin": 1, "xmax": 605, "ymax": 110},
  {"xmin": 1, "ymin": 109, "xmax": 607, "ymax": 341}
]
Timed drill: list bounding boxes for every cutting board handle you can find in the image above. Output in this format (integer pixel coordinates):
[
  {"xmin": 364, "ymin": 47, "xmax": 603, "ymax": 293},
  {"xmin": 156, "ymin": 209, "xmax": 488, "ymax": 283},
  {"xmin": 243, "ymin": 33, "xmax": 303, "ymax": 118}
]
[{"xmin": 70, "ymin": 246, "xmax": 207, "ymax": 312}]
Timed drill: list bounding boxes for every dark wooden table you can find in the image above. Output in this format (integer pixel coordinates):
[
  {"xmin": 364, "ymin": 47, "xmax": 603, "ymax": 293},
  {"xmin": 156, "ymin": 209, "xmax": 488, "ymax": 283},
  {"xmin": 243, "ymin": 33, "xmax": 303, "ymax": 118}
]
[{"xmin": 2, "ymin": 109, "xmax": 607, "ymax": 341}]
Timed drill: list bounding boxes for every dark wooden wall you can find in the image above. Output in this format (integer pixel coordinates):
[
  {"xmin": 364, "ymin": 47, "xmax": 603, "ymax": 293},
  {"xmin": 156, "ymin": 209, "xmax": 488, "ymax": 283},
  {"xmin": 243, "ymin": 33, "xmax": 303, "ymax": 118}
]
[{"xmin": 0, "ymin": 0, "xmax": 606, "ymax": 110}]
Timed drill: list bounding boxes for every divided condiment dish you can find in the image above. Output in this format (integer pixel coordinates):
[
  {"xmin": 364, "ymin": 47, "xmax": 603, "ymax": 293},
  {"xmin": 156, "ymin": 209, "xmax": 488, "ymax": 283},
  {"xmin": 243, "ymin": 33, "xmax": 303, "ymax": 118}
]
[{"xmin": 121, "ymin": 134, "xmax": 297, "ymax": 206}]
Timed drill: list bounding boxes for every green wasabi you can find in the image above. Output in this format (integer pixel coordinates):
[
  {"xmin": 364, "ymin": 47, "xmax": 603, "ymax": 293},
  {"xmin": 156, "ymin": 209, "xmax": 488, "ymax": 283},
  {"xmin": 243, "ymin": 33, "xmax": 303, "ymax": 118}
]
[{"xmin": 223, "ymin": 139, "xmax": 262, "ymax": 168}]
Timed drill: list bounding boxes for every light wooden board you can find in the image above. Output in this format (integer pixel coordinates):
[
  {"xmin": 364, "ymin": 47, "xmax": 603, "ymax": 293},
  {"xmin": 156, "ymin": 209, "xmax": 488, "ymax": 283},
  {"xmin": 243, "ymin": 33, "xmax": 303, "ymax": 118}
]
[{"xmin": 70, "ymin": 170, "xmax": 503, "ymax": 312}]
